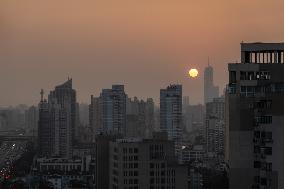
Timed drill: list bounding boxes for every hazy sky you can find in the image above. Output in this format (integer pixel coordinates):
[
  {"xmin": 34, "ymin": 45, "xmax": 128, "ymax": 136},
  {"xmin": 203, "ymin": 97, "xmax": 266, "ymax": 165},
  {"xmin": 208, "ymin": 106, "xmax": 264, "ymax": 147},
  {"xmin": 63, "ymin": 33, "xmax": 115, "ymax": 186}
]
[{"xmin": 1, "ymin": 0, "xmax": 284, "ymax": 106}]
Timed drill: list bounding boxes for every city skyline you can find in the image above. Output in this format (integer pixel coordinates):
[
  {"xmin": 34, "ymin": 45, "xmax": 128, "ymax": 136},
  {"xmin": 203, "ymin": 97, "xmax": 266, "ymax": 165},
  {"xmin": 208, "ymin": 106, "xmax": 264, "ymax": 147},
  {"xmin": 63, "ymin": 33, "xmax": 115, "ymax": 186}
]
[{"xmin": 1, "ymin": 1, "xmax": 284, "ymax": 106}]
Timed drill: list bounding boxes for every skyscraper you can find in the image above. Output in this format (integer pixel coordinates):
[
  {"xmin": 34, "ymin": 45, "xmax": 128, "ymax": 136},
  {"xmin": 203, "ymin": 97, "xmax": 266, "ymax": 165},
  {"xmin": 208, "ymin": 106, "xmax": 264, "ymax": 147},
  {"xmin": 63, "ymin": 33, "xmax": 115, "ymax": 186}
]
[
  {"xmin": 204, "ymin": 64, "xmax": 219, "ymax": 104},
  {"xmin": 49, "ymin": 79, "xmax": 78, "ymax": 144},
  {"xmin": 24, "ymin": 105, "xmax": 38, "ymax": 136},
  {"xmin": 38, "ymin": 79, "xmax": 77, "ymax": 158},
  {"xmin": 89, "ymin": 95, "xmax": 102, "ymax": 139},
  {"xmin": 205, "ymin": 97, "xmax": 225, "ymax": 156},
  {"xmin": 160, "ymin": 85, "xmax": 182, "ymax": 146},
  {"xmin": 101, "ymin": 85, "xmax": 127, "ymax": 136},
  {"xmin": 227, "ymin": 42, "xmax": 284, "ymax": 189}
]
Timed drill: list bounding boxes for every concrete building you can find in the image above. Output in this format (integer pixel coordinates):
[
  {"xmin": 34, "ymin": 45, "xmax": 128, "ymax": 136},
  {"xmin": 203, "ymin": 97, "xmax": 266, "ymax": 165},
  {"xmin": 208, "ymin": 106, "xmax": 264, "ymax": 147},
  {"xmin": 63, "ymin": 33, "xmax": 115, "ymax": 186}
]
[
  {"xmin": 24, "ymin": 106, "xmax": 38, "ymax": 136},
  {"xmin": 204, "ymin": 65, "xmax": 219, "ymax": 104},
  {"xmin": 89, "ymin": 85, "xmax": 127, "ymax": 137},
  {"xmin": 227, "ymin": 42, "xmax": 284, "ymax": 189},
  {"xmin": 102, "ymin": 85, "xmax": 127, "ymax": 135},
  {"xmin": 108, "ymin": 133, "xmax": 188, "ymax": 189},
  {"xmin": 89, "ymin": 95, "xmax": 102, "ymax": 139},
  {"xmin": 48, "ymin": 79, "xmax": 78, "ymax": 144},
  {"xmin": 38, "ymin": 79, "xmax": 77, "ymax": 158},
  {"xmin": 183, "ymin": 104, "xmax": 205, "ymax": 133},
  {"xmin": 160, "ymin": 85, "xmax": 183, "ymax": 148},
  {"xmin": 180, "ymin": 145, "xmax": 205, "ymax": 164},
  {"xmin": 205, "ymin": 97, "xmax": 225, "ymax": 156},
  {"xmin": 126, "ymin": 97, "xmax": 155, "ymax": 138},
  {"xmin": 96, "ymin": 134, "xmax": 119, "ymax": 189}
]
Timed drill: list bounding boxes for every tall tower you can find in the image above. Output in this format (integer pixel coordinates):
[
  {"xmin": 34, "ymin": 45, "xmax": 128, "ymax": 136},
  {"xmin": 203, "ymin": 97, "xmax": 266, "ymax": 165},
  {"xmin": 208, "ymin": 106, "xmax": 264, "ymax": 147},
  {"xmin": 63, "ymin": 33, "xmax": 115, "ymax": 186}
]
[
  {"xmin": 38, "ymin": 79, "xmax": 77, "ymax": 158},
  {"xmin": 49, "ymin": 78, "xmax": 78, "ymax": 145},
  {"xmin": 227, "ymin": 42, "xmax": 284, "ymax": 189},
  {"xmin": 160, "ymin": 85, "xmax": 182, "ymax": 146},
  {"xmin": 204, "ymin": 63, "xmax": 219, "ymax": 104},
  {"xmin": 100, "ymin": 85, "xmax": 127, "ymax": 136},
  {"xmin": 89, "ymin": 95, "xmax": 102, "ymax": 139}
]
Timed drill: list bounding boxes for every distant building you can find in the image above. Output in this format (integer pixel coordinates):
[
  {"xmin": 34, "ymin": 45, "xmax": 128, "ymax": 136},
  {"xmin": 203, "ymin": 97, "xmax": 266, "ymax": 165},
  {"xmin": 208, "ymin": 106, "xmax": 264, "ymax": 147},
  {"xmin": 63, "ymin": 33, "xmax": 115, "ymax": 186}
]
[
  {"xmin": 227, "ymin": 43, "xmax": 284, "ymax": 189},
  {"xmin": 205, "ymin": 97, "xmax": 225, "ymax": 156},
  {"xmin": 24, "ymin": 106, "xmax": 38, "ymax": 136},
  {"xmin": 126, "ymin": 97, "xmax": 155, "ymax": 138},
  {"xmin": 89, "ymin": 85, "xmax": 127, "ymax": 138},
  {"xmin": 79, "ymin": 103, "xmax": 89, "ymax": 126},
  {"xmin": 204, "ymin": 65, "xmax": 219, "ymax": 104},
  {"xmin": 183, "ymin": 104, "xmax": 205, "ymax": 133},
  {"xmin": 38, "ymin": 79, "xmax": 78, "ymax": 158},
  {"xmin": 160, "ymin": 85, "xmax": 183, "ymax": 148},
  {"xmin": 49, "ymin": 79, "xmax": 78, "ymax": 144},
  {"xmin": 89, "ymin": 95, "xmax": 102, "ymax": 139}
]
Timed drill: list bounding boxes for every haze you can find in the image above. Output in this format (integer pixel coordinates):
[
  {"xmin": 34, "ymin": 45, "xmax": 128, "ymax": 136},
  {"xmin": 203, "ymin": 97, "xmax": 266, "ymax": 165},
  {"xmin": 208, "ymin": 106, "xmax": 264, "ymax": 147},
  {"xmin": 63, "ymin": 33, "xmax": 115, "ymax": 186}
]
[{"xmin": 1, "ymin": 0, "xmax": 284, "ymax": 106}]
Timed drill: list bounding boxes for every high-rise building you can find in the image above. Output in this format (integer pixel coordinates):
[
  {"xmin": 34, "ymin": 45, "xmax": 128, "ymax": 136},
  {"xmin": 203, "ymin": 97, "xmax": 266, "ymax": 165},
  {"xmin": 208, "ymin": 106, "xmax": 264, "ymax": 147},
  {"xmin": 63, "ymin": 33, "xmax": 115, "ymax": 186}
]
[
  {"xmin": 227, "ymin": 42, "xmax": 284, "ymax": 189},
  {"xmin": 38, "ymin": 98, "xmax": 52, "ymax": 157},
  {"xmin": 160, "ymin": 85, "xmax": 183, "ymax": 144},
  {"xmin": 89, "ymin": 85, "xmax": 127, "ymax": 137},
  {"xmin": 205, "ymin": 97, "xmax": 225, "ymax": 156},
  {"xmin": 101, "ymin": 85, "xmax": 127, "ymax": 136},
  {"xmin": 183, "ymin": 104, "xmax": 205, "ymax": 132},
  {"xmin": 38, "ymin": 79, "xmax": 77, "ymax": 158},
  {"xmin": 89, "ymin": 95, "xmax": 102, "ymax": 139},
  {"xmin": 49, "ymin": 79, "xmax": 78, "ymax": 144},
  {"xmin": 126, "ymin": 97, "xmax": 155, "ymax": 138},
  {"xmin": 24, "ymin": 105, "xmax": 38, "ymax": 136},
  {"xmin": 108, "ymin": 133, "xmax": 188, "ymax": 189},
  {"xmin": 204, "ymin": 64, "xmax": 219, "ymax": 104}
]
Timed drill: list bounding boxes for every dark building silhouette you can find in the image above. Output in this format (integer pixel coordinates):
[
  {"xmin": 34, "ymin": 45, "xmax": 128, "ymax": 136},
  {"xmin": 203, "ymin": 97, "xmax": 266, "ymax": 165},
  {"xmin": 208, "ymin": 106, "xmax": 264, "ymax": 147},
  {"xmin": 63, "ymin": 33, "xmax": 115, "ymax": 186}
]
[
  {"xmin": 204, "ymin": 64, "xmax": 219, "ymax": 104},
  {"xmin": 96, "ymin": 132, "xmax": 188, "ymax": 189},
  {"xmin": 126, "ymin": 97, "xmax": 155, "ymax": 138},
  {"xmin": 89, "ymin": 85, "xmax": 127, "ymax": 137},
  {"xmin": 227, "ymin": 42, "xmax": 284, "ymax": 189},
  {"xmin": 160, "ymin": 85, "xmax": 183, "ymax": 146},
  {"xmin": 49, "ymin": 79, "xmax": 78, "ymax": 144},
  {"xmin": 38, "ymin": 79, "xmax": 78, "ymax": 158}
]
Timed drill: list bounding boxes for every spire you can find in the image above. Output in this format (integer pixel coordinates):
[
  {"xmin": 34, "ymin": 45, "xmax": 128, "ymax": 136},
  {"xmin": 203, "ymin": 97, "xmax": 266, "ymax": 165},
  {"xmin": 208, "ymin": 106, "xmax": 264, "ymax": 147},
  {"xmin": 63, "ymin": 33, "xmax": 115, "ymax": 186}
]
[{"xmin": 40, "ymin": 89, "xmax": 44, "ymax": 102}]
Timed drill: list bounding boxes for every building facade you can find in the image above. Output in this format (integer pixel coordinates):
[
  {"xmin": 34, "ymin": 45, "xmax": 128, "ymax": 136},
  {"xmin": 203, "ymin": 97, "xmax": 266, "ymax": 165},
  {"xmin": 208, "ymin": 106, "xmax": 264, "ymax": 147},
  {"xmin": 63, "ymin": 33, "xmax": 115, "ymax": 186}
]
[
  {"xmin": 109, "ymin": 133, "xmax": 188, "ymax": 189},
  {"xmin": 204, "ymin": 65, "xmax": 219, "ymax": 104},
  {"xmin": 227, "ymin": 43, "xmax": 284, "ymax": 189},
  {"xmin": 160, "ymin": 85, "xmax": 183, "ymax": 147},
  {"xmin": 38, "ymin": 79, "xmax": 77, "ymax": 158}
]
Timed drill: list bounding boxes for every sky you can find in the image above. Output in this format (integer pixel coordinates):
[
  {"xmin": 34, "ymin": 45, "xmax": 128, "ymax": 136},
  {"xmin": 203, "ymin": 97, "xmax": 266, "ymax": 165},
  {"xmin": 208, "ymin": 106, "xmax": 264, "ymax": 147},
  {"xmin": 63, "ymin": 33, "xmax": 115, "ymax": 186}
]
[{"xmin": 1, "ymin": 0, "xmax": 284, "ymax": 106}]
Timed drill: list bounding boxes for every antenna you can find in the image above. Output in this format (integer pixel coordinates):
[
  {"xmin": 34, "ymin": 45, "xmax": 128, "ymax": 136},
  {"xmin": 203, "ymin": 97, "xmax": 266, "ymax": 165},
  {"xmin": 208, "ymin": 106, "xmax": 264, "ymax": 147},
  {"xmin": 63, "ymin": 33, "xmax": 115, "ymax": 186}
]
[{"xmin": 40, "ymin": 89, "xmax": 44, "ymax": 102}]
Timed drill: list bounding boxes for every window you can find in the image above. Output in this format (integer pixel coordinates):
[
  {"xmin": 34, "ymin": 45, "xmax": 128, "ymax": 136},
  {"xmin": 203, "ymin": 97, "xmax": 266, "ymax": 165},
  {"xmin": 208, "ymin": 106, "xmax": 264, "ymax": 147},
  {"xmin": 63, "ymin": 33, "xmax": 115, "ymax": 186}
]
[
  {"xmin": 254, "ymin": 146, "xmax": 260, "ymax": 153},
  {"xmin": 123, "ymin": 148, "xmax": 127, "ymax": 153},
  {"xmin": 134, "ymin": 163, "xmax": 138, "ymax": 168},
  {"xmin": 254, "ymin": 161, "xmax": 261, "ymax": 168},
  {"xmin": 261, "ymin": 178, "xmax": 267, "ymax": 186},
  {"xmin": 264, "ymin": 147, "xmax": 272, "ymax": 155},
  {"xmin": 255, "ymin": 116, "xmax": 272, "ymax": 124}
]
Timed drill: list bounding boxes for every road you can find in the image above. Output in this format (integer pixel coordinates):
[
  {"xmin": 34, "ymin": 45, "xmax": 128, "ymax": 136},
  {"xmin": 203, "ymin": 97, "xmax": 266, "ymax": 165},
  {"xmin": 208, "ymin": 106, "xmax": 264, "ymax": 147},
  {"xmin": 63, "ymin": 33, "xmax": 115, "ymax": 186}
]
[{"xmin": 0, "ymin": 141, "xmax": 27, "ymax": 181}]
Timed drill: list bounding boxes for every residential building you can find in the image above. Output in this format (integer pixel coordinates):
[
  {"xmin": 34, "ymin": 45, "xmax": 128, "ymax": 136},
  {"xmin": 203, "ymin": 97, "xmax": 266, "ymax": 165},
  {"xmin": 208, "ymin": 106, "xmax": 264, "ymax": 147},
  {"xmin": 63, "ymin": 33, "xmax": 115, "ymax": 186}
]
[{"xmin": 227, "ymin": 42, "xmax": 284, "ymax": 189}]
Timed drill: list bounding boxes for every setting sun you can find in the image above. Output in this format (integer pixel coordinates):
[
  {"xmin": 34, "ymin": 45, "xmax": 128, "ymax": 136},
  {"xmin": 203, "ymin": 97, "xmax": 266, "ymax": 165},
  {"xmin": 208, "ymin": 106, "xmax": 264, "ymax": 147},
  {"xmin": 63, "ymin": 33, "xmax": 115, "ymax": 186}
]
[{"xmin": 188, "ymin": 68, "xmax": 198, "ymax": 78}]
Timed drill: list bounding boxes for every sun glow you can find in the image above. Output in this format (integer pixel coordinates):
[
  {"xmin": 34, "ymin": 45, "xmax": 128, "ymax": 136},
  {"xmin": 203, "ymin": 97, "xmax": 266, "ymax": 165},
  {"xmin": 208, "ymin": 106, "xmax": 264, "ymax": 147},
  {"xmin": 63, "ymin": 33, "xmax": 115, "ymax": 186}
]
[{"xmin": 188, "ymin": 68, "xmax": 198, "ymax": 78}]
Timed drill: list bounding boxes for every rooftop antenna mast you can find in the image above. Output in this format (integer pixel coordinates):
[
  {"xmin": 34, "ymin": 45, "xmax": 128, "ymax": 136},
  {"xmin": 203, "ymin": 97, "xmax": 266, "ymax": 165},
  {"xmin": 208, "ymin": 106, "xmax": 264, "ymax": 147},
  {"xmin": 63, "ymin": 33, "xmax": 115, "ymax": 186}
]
[{"xmin": 40, "ymin": 89, "xmax": 44, "ymax": 102}]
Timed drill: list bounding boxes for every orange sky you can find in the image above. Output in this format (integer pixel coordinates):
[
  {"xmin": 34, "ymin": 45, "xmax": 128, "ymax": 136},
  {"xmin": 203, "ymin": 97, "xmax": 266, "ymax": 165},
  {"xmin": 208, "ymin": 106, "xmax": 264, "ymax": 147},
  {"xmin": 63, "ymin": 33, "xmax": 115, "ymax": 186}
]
[{"xmin": 1, "ymin": 0, "xmax": 284, "ymax": 106}]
